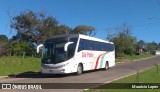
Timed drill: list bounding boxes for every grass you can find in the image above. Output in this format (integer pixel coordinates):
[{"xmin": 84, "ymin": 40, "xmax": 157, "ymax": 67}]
[
  {"xmin": 0, "ymin": 54, "xmax": 154, "ymax": 76},
  {"xmin": 0, "ymin": 56, "xmax": 41, "ymax": 76},
  {"xmin": 85, "ymin": 66, "xmax": 160, "ymax": 92},
  {"xmin": 115, "ymin": 54, "xmax": 154, "ymax": 63}
]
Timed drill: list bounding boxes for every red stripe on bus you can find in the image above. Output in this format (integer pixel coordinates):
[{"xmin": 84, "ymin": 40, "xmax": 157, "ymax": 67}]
[{"xmin": 94, "ymin": 54, "xmax": 104, "ymax": 69}]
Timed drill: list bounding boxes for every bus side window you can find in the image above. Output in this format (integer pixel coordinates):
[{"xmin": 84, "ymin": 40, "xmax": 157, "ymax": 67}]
[
  {"xmin": 106, "ymin": 43, "xmax": 114, "ymax": 52},
  {"xmin": 106, "ymin": 43, "xmax": 110, "ymax": 52},
  {"xmin": 105, "ymin": 43, "xmax": 108, "ymax": 51},
  {"xmin": 110, "ymin": 44, "xmax": 114, "ymax": 51},
  {"xmin": 83, "ymin": 39, "xmax": 88, "ymax": 50},
  {"xmin": 86, "ymin": 40, "xmax": 91, "ymax": 50},
  {"xmin": 94, "ymin": 41, "xmax": 98, "ymax": 51},
  {"xmin": 78, "ymin": 39, "xmax": 84, "ymax": 51},
  {"xmin": 89, "ymin": 40, "xmax": 93, "ymax": 50}
]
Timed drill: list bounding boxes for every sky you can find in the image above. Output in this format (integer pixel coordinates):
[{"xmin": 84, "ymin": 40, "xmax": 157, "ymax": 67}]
[{"xmin": 0, "ymin": 0, "xmax": 160, "ymax": 43}]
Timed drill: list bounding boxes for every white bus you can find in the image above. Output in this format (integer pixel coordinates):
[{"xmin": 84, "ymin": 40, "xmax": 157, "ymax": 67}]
[{"xmin": 37, "ymin": 34, "xmax": 115, "ymax": 75}]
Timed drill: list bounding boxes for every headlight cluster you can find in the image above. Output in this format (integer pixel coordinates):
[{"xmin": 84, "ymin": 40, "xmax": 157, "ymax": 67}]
[
  {"xmin": 42, "ymin": 62, "xmax": 69, "ymax": 69},
  {"xmin": 57, "ymin": 62, "xmax": 69, "ymax": 68}
]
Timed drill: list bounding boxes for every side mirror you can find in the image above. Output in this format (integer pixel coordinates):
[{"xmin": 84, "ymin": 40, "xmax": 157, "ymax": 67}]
[
  {"xmin": 37, "ymin": 44, "xmax": 44, "ymax": 53},
  {"xmin": 64, "ymin": 42, "xmax": 74, "ymax": 52}
]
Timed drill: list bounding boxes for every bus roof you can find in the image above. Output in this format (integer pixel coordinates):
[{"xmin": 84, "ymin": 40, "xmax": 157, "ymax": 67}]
[
  {"xmin": 78, "ymin": 34, "xmax": 113, "ymax": 44},
  {"xmin": 46, "ymin": 34, "xmax": 114, "ymax": 44}
]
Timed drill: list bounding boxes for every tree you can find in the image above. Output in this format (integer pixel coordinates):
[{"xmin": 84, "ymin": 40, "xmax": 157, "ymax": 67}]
[
  {"xmin": 10, "ymin": 10, "xmax": 96, "ymax": 44},
  {"xmin": 71, "ymin": 25, "xmax": 96, "ymax": 36},
  {"xmin": 9, "ymin": 10, "xmax": 96, "ymax": 57},
  {"xmin": 146, "ymin": 41, "xmax": 157, "ymax": 51},
  {"xmin": 0, "ymin": 35, "xmax": 8, "ymax": 44},
  {"xmin": 57, "ymin": 25, "xmax": 72, "ymax": 34},
  {"xmin": 0, "ymin": 35, "xmax": 9, "ymax": 56},
  {"xmin": 158, "ymin": 43, "xmax": 160, "ymax": 50},
  {"xmin": 10, "ymin": 10, "xmax": 60, "ymax": 43},
  {"xmin": 109, "ymin": 24, "xmax": 136, "ymax": 56},
  {"xmin": 9, "ymin": 41, "xmax": 34, "ymax": 56},
  {"xmin": 136, "ymin": 40, "xmax": 147, "ymax": 53}
]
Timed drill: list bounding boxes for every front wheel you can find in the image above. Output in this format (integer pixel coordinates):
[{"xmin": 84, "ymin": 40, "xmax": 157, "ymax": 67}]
[{"xmin": 77, "ymin": 64, "xmax": 83, "ymax": 75}]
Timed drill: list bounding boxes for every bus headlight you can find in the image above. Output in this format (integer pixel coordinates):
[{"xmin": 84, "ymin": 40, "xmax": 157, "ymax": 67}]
[
  {"xmin": 57, "ymin": 62, "xmax": 69, "ymax": 68},
  {"xmin": 42, "ymin": 62, "xmax": 69, "ymax": 69}
]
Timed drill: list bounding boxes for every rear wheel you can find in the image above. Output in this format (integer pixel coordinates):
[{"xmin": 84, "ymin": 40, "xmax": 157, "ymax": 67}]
[
  {"xmin": 77, "ymin": 64, "xmax": 83, "ymax": 75},
  {"xmin": 104, "ymin": 62, "xmax": 109, "ymax": 70}
]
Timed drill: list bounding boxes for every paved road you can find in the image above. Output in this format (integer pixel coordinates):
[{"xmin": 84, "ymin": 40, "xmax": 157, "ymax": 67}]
[{"xmin": 0, "ymin": 56, "xmax": 160, "ymax": 92}]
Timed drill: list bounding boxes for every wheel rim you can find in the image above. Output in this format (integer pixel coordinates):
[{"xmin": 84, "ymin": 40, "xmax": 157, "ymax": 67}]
[
  {"xmin": 105, "ymin": 62, "xmax": 109, "ymax": 70},
  {"xmin": 77, "ymin": 65, "xmax": 82, "ymax": 74}
]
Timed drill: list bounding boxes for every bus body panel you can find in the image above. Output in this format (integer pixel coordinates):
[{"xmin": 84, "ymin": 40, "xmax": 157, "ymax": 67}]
[
  {"xmin": 74, "ymin": 50, "xmax": 115, "ymax": 71},
  {"xmin": 39, "ymin": 34, "xmax": 115, "ymax": 74},
  {"xmin": 41, "ymin": 59, "xmax": 77, "ymax": 74}
]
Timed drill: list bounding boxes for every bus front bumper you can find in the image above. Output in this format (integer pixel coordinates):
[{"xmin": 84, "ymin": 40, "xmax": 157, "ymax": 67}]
[{"xmin": 41, "ymin": 68, "xmax": 70, "ymax": 74}]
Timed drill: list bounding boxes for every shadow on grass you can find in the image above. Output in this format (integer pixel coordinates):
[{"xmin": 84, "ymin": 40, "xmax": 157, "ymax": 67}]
[{"xmin": 8, "ymin": 69, "xmax": 106, "ymax": 78}]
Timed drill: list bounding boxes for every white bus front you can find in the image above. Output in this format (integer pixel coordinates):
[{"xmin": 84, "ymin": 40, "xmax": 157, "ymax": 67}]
[{"xmin": 37, "ymin": 37, "xmax": 78, "ymax": 74}]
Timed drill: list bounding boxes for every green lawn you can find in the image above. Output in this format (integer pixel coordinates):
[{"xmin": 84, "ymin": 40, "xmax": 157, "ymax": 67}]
[
  {"xmin": 115, "ymin": 54, "xmax": 154, "ymax": 63},
  {"xmin": 85, "ymin": 66, "xmax": 160, "ymax": 92},
  {"xmin": 0, "ymin": 54, "xmax": 154, "ymax": 76},
  {"xmin": 0, "ymin": 56, "xmax": 41, "ymax": 76}
]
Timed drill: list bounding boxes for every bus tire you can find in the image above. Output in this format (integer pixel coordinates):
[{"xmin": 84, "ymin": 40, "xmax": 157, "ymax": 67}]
[
  {"xmin": 77, "ymin": 64, "xmax": 83, "ymax": 75},
  {"xmin": 104, "ymin": 62, "xmax": 109, "ymax": 70}
]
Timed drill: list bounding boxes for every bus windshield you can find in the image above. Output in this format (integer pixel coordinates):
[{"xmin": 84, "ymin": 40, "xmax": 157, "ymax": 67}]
[{"xmin": 42, "ymin": 41, "xmax": 67, "ymax": 64}]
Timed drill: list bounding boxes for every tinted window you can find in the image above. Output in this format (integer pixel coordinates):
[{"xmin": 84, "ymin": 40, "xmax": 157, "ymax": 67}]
[
  {"xmin": 109, "ymin": 44, "xmax": 115, "ymax": 51},
  {"xmin": 78, "ymin": 39, "xmax": 84, "ymax": 51},
  {"xmin": 67, "ymin": 38, "xmax": 78, "ymax": 59},
  {"xmin": 78, "ymin": 38, "xmax": 114, "ymax": 52}
]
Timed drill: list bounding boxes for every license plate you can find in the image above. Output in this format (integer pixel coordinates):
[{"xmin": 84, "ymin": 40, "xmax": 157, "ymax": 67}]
[{"xmin": 49, "ymin": 70, "xmax": 53, "ymax": 72}]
